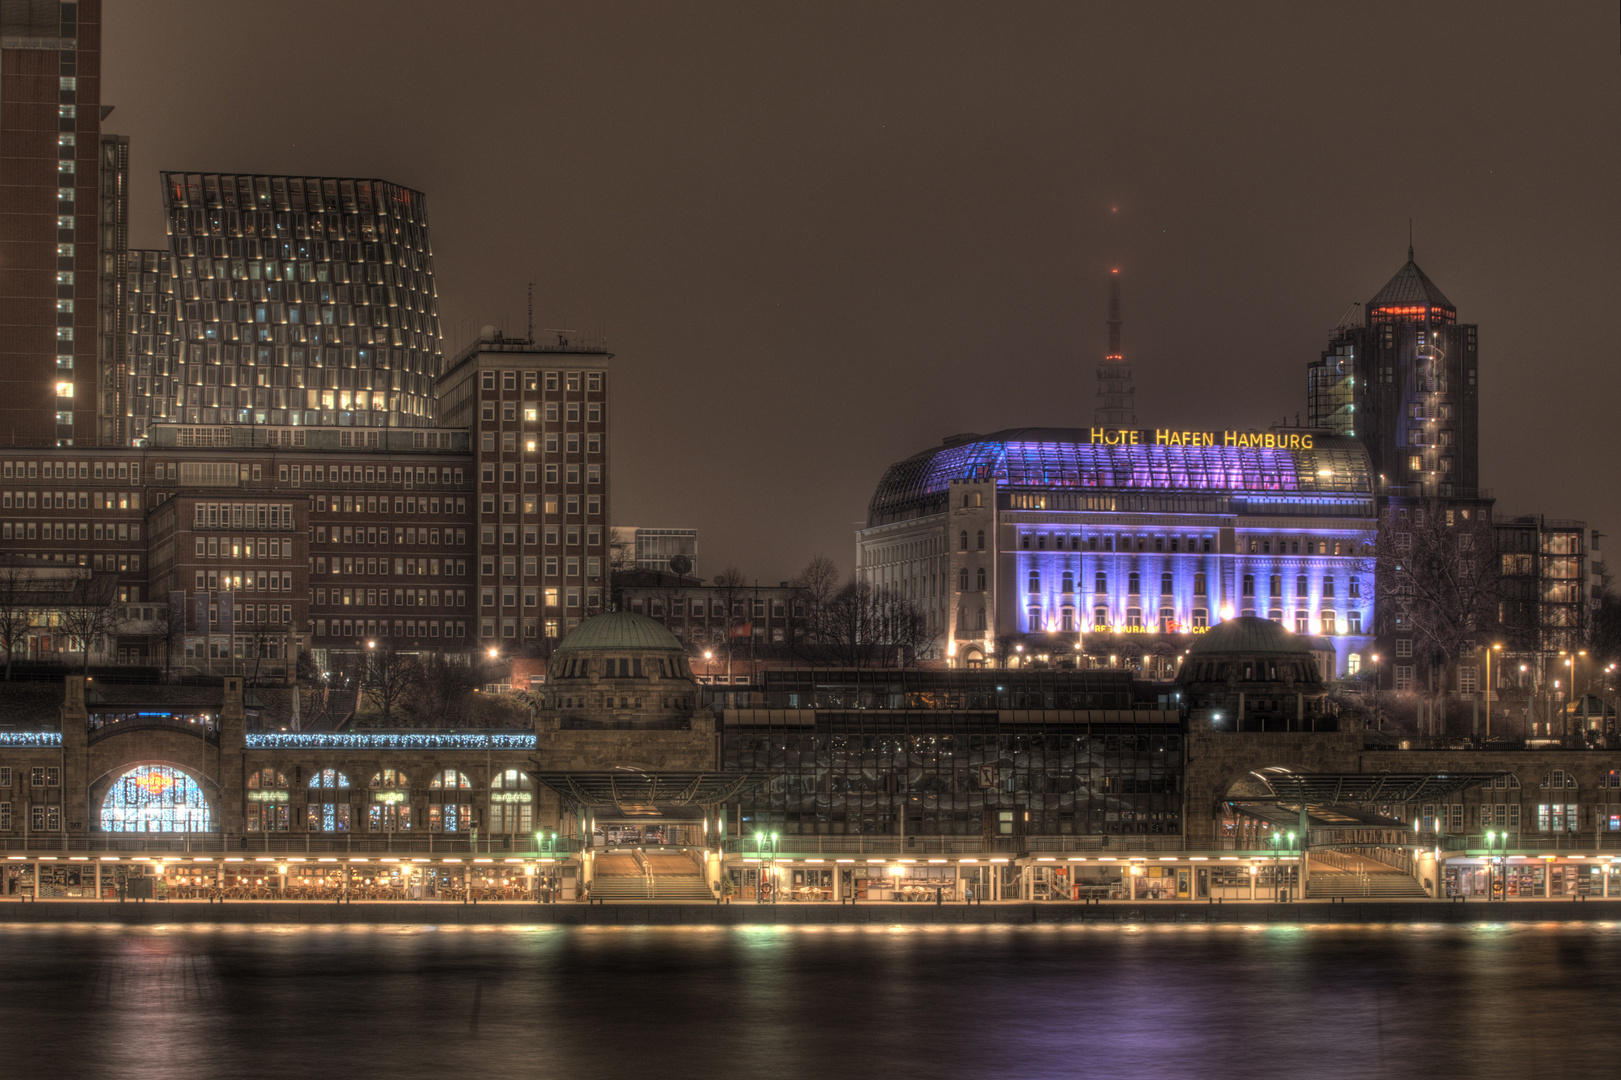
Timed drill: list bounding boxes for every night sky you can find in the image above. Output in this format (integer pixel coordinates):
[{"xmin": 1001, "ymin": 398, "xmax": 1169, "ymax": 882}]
[{"xmin": 104, "ymin": 2, "xmax": 1620, "ymax": 583}]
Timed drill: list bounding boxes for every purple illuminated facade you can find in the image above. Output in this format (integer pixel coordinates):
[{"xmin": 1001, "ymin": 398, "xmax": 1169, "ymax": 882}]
[{"xmin": 859, "ymin": 427, "xmax": 1376, "ymax": 679}]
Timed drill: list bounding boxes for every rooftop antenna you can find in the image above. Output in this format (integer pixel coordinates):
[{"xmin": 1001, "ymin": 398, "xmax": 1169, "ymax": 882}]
[
  {"xmin": 527, "ymin": 283, "xmax": 534, "ymax": 344},
  {"xmin": 1408, "ymin": 219, "xmax": 1414, "ymax": 262}
]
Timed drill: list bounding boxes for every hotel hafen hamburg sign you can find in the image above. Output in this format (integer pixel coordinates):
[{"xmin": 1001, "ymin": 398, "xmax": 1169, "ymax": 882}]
[{"xmin": 1088, "ymin": 428, "xmax": 1315, "ymax": 449}]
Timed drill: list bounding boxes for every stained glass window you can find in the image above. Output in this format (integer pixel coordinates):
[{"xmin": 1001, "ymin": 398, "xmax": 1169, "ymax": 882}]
[{"xmin": 101, "ymin": 765, "xmax": 210, "ymax": 833}]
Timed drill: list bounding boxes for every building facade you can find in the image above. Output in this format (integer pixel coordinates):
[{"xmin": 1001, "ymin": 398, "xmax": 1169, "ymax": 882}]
[
  {"xmin": 859, "ymin": 427, "xmax": 1377, "ymax": 677},
  {"xmin": 1307, "ymin": 248, "xmax": 1481, "ymax": 501},
  {"xmin": 0, "ymin": 0, "xmax": 109, "ymax": 446},
  {"xmin": 435, "ymin": 330, "xmax": 612, "ymax": 646}
]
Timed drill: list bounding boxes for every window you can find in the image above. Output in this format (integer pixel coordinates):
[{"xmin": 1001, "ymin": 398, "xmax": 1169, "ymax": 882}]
[
  {"xmin": 428, "ymin": 769, "xmax": 473, "ymax": 832},
  {"xmin": 307, "ymin": 769, "xmax": 352, "ymax": 832},
  {"xmin": 1319, "ymin": 610, "xmax": 1337, "ymax": 635},
  {"xmin": 1095, "ymin": 572, "xmax": 1107, "ymax": 594},
  {"xmin": 976, "ymin": 530, "xmax": 984, "ymax": 551},
  {"xmin": 959, "ymin": 531, "xmax": 967, "ymax": 551},
  {"xmin": 1395, "ymin": 639, "xmax": 1412, "ymax": 658},
  {"xmin": 368, "ymin": 769, "xmax": 412, "ymax": 832},
  {"xmin": 1294, "ymin": 611, "xmax": 1309, "ymax": 634},
  {"xmin": 1027, "ymin": 570, "xmax": 1039, "ymax": 594},
  {"xmin": 1242, "ymin": 575, "xmax": 1254, "ymax": 597},
  {"xmin": 1193, "ymin": 573, "xmax": 1206, "ymax": 597},
  {"xmin": 1394, "ymin": 665, "xmax": 1414, "ymax": 691},
  {"xmin": 976, "ymin": 567, "xmax": 986, "ymax": 591},
  {"xmin": 1128, "ymin": 572, "xmax": 1140, "ymax": 595},
  {"xmin": 1537, "ymin": 804, "xmax": 1578, "ymax": 833},
  {"xmin": 1347, "ymin": 610, "xmax": 1362, "ymax": 634},
  {"xmin": 489, "ymin": 769, "xmax": 534, "ymax": 834},
  {"xmin": 100, "ymin": 765, "xmax": 209, "ymax": 832},
  {"xmin": 1160, "ymin": 572, "xmax": 1172, "ymax": 597}
]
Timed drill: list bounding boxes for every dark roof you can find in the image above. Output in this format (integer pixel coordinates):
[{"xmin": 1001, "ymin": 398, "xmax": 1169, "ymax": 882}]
[
  {"xmin": 1185, "ymin": 617, "xmax": 1313, "ymax": 658},
  {"xmin": 555, "ymin": 610, "xmax": 684, "ymax": 653},
  {"xmin": 1368, "ymin": 250, "xmax": 1455, "ymax": 312}
]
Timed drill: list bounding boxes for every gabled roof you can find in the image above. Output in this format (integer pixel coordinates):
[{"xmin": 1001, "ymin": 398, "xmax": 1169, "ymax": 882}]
[{"xmin": 1368, "ymin": 248, "xmax": 1455, "ymax": 312}]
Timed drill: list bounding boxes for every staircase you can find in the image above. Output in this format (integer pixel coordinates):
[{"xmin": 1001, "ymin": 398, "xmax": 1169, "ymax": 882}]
[
  {"xmin": 1307, "ymin": 871, "xmax": 1428, "ymax": 899},
  {"xmin": 586, "ymin": 850, "xmax": 714, "ymax": 901}
]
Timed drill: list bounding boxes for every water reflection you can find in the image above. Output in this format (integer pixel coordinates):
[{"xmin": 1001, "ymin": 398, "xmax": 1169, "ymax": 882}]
[{"xmin": 0, "ymin": 923, "xmax": 1615, "ymax": 1080}]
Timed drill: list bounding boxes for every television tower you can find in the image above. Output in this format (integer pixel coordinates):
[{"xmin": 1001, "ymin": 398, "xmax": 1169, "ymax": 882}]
[{"xmin": 1094, "ymin": 268, "xmax": 1136, "ymax": 427}]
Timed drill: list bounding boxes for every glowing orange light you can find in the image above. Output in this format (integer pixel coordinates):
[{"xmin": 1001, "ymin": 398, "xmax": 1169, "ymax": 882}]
[{"xmin": 135, "ymin": 772, "xmax": 173, "ymax": 796}]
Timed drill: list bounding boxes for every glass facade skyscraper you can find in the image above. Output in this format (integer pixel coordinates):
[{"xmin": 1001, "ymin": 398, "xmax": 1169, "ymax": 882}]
[{"xmin": 152, "ymin": 173, "xmax": 442, "ymax": 432}]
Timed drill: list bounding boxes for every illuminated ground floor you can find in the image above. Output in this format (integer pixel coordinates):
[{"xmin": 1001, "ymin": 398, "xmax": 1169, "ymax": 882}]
[{"xmin": 5, "ymin": 845, "xmax": 1616, "ymax": 904}]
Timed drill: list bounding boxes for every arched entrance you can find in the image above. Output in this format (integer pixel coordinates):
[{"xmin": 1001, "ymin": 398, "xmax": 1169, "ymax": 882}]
[{"xmin": 100, "ymin": 765, "xmax": 211, "ymax": 832}]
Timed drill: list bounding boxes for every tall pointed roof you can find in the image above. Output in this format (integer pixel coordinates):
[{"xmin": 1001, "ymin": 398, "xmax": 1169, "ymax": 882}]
[{"xmin": 1368, "ymin": 246, "xmax": 1455, "ymax": 313}]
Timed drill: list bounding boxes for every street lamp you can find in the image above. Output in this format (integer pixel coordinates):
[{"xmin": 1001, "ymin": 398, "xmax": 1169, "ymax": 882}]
[{"xmin": 1482, "ymin": 642, "xmax": 1501, "ymax": 739}]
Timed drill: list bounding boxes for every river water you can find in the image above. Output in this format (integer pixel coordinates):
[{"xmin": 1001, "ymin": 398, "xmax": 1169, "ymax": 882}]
[{"xmin": 0, "ymin": 921, "xmax": 1613, "ymax": 1079}]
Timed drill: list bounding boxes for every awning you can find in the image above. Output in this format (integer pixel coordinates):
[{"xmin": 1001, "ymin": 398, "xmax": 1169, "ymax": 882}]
[{"xmin": 1230, "ymin": 767, "xmax": 1508, "ymax": 804}]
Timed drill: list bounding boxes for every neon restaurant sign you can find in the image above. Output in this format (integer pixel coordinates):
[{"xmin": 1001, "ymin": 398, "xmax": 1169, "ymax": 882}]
[{"xmin": 1088, "ymin": 428, "xmax": 1315, "ymax": 450}]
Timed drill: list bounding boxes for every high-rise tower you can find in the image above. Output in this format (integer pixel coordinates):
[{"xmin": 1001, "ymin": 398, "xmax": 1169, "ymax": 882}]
[
  {"xmin": 154, "ymin": 172, "xmax": 443, "ymax": 432},
  {"xmin": 1094, "ymin": 268, "xmax": 1135, "ymax": 427},
  {"xmin": 1308, "ymin": 247, "xmax": 1480, "ymax": 498},
  {"xmin": 0, "ymin": 0, "xmax": 106, "ymax": 445}
]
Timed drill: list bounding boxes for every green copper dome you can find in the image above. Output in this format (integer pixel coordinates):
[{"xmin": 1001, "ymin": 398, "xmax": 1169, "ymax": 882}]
[
  {"xmin": 553, "ymin": 610, "xmax": 684, "ymax": 653},
  {"xmin": 1184, "ymin": 616, "xmax": 1312, "ymax": 658}
]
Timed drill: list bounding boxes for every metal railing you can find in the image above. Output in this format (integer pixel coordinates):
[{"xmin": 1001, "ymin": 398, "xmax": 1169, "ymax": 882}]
[{"xmin": 1443, "ymin": 832, "xmax": 1621, "ymax": 854}]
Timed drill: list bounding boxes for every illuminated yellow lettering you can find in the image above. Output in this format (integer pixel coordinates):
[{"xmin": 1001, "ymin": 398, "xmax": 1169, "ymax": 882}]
[
  {"xmin": 1302, "ymin": 435, "xmax": 1314, "ymax": 450},
  {"xmin": 1156, "ymin": 429, "xmax": 1171, "ymax": 445},
  {"xmin": 1224, "ymin": 431, "xmax": 1238, "ymax": 447},
  {"xmin": 1091, "ymin": 428, "xmax": 1106, "ymax": 444}
]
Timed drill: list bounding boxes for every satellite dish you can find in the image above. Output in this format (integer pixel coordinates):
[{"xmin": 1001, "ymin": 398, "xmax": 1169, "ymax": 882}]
[{"xmin": 669, "ymin": 555, "xmax": 692, "ymax": 577}]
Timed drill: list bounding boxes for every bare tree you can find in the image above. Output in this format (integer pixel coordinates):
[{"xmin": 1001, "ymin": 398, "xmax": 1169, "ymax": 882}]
[
  {"xmin": 1373, "ymin": 499, "xmax": 1500, "ymax": 735},
  {"xmin": 710, "ymin": 565, "xmax": 751, "ymax": 668},
  {"xmin": 59, "ymin": 571, "xmax": 124, "ymax": 674},
  {"xmin": 817, "ymin": 577, "xmax": 930, "ymax": 668},
  {"xmin": 790, "ymin": 554, "xmax": 842, "ymax": 643},
  {"xmin": 149, "ymin": 598, "xmax": 186, "ymax": 684},
  {"xmin": 0, "ymin": 562, "xmax": 36, "ymax": 681},
  {"xmin": 359, "ymin": 646, "xmax": 423, "ymax": 724},
  {"xmin": 414, "ymin": 653, "xmax": 478, "ymax": 725}
]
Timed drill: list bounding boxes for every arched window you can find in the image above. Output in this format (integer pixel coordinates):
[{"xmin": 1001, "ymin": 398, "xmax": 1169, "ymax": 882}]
[
  {"xmin": 976, "ymin": 567, "xmax": 986, "ymax": 591},
  {"xmin": 308, "ymin": 769, "xmax": 352, "ymax": 832},
  {"xmin": 101, "ymin": 765, "xmax": 209, "ymax": 833},
  {"xmin": 1027, "ymin": 571, "xmax": 1040, "ymax": 594},
  {"xmin": 490, "ymin": 769, "xmax": 534, "ymax": 834},
  {"xmin": 369, "ymin": 769, "xmax": 412, "ymax": 833},
  {"xmin": 1541, "ymin": 770, "xmax": 1576, "ymax": 790},
  {"xmin": 976, "ymin": 530, "xmax": 985, "ymax": 551},
  {"xmin": 429, "ymin": 769, "xmax": 473, "ymax": 832},
  {"xmin": 959, "ymin": 531, "xmax": 968, "ymax": 551},
  {"xmin": 246, "ymin": 769, "xmax": 289, "ymax": 832},
  {"xmin": 975, "ymin": 607, "xmax": 986, "ymax": 630},
  {"xmin": 958, "ymin": 568, "xmax": 968, "ymax": 591}
]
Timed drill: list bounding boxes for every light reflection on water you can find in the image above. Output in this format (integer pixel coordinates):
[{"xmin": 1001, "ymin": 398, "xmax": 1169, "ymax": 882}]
[{"xmin": 1, "ymin": 922, "xmax": 1616, "ymax": 1080}]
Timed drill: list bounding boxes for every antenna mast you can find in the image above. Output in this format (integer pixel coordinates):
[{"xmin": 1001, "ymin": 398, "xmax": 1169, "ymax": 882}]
[
  {"xmin": 526, "ymin": 283, "xmax": 534, "ymax": 343},
  {"xmin": 1094, "ymin": 268, "xmax": 1136, "ymax": 427}
]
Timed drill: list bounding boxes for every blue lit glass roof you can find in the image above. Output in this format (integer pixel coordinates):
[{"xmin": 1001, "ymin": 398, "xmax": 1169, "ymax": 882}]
[{"xmin": 868, "ymin": 428, "xmax": 1373, "ymax": 524}]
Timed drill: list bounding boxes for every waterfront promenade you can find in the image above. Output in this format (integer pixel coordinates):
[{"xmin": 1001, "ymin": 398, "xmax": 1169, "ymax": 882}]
[{"xmin": 4, "ymin": 896, "xmax": 1618, "ymax": 925}]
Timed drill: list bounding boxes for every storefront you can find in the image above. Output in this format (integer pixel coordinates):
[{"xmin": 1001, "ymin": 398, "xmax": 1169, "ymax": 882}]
[{"xmin": 1444, "ymin": 858, "xmax": 1617, "ymax": 899}]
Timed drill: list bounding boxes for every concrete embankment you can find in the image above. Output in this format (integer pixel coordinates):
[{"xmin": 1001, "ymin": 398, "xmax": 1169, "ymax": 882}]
[{"xmin": 3, "ymin": 899, "xmax": 1619, "ymax": 926}]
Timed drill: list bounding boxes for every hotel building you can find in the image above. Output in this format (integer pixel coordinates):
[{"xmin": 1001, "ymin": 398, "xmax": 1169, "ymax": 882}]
[{"xmin": 859, "ymin": 427, "xmax": 1377, "ymax": 677}]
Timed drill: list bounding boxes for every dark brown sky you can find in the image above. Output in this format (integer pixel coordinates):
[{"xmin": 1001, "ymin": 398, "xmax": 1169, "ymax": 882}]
[{"xmin": 105, "ymin": 2, "xmax": 1621, "ymax": 583}]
